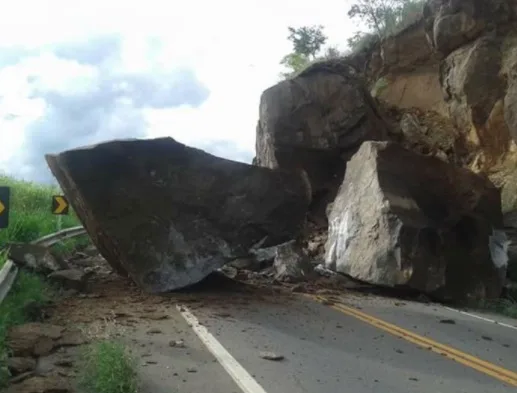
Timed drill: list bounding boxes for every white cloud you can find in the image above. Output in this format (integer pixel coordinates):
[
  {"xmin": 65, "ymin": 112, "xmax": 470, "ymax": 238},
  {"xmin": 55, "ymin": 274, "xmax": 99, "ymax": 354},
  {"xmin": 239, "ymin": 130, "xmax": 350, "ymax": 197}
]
[{"xmin": 0, "ymin": 0, "xmax": 361, "ymax": 183}]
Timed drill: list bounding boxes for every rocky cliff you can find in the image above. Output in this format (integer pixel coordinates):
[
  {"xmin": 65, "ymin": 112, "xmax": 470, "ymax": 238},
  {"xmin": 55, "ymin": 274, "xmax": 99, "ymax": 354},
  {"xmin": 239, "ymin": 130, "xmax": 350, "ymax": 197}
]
[
  {"xmin": 363, "ymin": 0, "xmax": 517, "ymax": 213},
  {"xmin": 254, "ymin": 0, "xmax": 517, "ymax": 300}
]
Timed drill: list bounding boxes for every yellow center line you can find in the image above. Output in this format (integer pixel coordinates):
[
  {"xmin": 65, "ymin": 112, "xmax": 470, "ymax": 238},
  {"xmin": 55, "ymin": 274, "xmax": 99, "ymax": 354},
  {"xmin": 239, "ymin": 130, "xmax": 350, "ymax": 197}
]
[{"xmin": 305, "ymin": 294, "xmax": 517, "ymax": 387}]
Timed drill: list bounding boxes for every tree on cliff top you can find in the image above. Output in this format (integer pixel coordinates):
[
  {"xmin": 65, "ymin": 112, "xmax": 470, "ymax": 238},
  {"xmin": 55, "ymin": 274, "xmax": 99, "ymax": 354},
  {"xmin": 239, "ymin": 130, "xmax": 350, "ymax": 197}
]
[
  {"xmin": 280, "ymin": 25, "xmax": 341, "ymax": 78},
  {"xmin": 347, "ymin": 0, "xmax": 424, "ymax": 51},
  {"xmin": 287, "ymin": 25, "xmax": 327, "ymax": 59}
]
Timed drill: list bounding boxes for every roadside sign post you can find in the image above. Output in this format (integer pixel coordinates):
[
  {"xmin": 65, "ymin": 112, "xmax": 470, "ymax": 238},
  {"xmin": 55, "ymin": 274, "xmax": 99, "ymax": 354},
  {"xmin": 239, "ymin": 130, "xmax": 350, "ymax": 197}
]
[
  {"xmin": 0, "ymin": 187, "xmax": 10, "ymax": 229},
  {"xmin": 57, "ymin": 215, "xmax": 63, "ymax": 232},
  {"xmin": 51, "ymin": 195, "xmax": 69, "ymax": 232}
]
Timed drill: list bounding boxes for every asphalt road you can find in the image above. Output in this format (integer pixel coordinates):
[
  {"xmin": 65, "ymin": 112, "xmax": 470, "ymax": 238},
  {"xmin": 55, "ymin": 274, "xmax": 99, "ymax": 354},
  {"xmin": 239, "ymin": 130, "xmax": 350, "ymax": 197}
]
[{"xmin": 175, "ymin": 292, "xmax": 517, "ymax": 393}]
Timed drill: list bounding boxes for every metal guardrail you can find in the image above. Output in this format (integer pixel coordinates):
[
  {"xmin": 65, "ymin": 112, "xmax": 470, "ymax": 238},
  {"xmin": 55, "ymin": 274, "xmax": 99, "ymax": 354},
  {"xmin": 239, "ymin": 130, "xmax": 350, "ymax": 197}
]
[
  {"xmin": 32, "ymin": 226, "xmax": 86, "ymax": 247},
  {"xmin": 0, "ymin": 226, "xmax": 87, "ymax": 304},
  {"xmin": 0, "ymin": 260, "xmax": 17, "ymax": 304}
]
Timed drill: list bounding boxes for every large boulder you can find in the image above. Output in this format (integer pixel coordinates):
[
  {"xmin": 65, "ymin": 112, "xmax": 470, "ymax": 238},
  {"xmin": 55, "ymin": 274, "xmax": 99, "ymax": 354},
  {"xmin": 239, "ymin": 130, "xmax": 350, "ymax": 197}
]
[
  {"xmin": 325, "ymin": 141, "xmax": 506, "ymax": 302},
  {"xmin": 255, "ymin": 60, "xmax": 389, "ymax": 225},
  {"xmin": 45, "ymin": 137, "xmax": 310, "ymax": 293}
]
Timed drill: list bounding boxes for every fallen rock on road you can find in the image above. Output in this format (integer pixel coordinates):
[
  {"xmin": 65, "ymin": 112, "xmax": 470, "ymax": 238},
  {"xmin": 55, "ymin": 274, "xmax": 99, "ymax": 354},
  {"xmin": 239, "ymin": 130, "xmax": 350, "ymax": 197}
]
[
  {"xmin": 45, "ymin": 137, "xmax": 311, "ymax": 293},
  {"xmin": 273, "ymin": 241, "xmax": 314, "ymax": 283},
  {"xmin": 7, "ymin": 243, "xmax": 68, "ymax": 274},
  {"xmin": 325, "ymin": 141, "xmax": 507, "ymax": 302}
]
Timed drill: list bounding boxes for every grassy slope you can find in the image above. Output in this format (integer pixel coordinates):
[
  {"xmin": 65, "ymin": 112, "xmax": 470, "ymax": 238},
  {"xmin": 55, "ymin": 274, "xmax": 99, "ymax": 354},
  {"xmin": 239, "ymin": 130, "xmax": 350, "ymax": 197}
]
[
  {"xmin": 0, "ymin": 175, "xmax": 136, "ymax": 391},
  {"xmin": 0, "ymin": 175, "xmax": 80, "ymax": 244},
  {"xmin": 0, "ymin": 174, "xmax": 81, "ymax": 386}
]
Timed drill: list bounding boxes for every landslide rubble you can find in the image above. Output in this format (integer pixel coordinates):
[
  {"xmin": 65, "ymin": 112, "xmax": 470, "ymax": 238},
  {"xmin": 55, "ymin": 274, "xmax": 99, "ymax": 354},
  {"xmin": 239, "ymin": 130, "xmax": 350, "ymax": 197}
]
[{"xmin": 42, "ymin": 0, "xmax": 517, "ymax": 302}]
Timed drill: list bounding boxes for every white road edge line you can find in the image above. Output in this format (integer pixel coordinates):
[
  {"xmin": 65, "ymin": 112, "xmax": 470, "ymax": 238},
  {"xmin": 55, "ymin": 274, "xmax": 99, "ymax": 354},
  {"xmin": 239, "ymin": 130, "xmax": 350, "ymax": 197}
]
[
  {"xmin": 177, "ymin": 304, "xmax": 269, "ymax": 393},
  {"xmin": 443, "ymin": 306, "xmax": 517, "ymax": 331}
]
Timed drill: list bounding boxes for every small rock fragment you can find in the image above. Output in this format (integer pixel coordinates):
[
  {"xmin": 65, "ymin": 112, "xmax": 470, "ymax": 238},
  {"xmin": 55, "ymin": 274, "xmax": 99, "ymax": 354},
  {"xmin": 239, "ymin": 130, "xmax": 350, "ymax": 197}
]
[
  {"xmin": 273, "ymin": 241, "xmax": 314, "ymax": 283},
  {"xmin": 56, "ymin": 330, "xmax": 87, "ymax": 347},
  {"xmin": 169, "ymin": 340, "xmax": 185, "ymax": 348},
  {"xmin": 8, "ymin": 375, "xmax": 72, "ymax": 392},
  {"xmin": 48, "ymin": 269, "xmax": 93, "ymax": 292},
  {"xmin": 7, "ymin": 357, "xmax": 37, "ymax": 375},
  {"xmin": 9, "ymin": 371, "xmax": 35, "ymax": 384},
  {"xmin": 143, "ymin": 313, "xmax": 169, "ymax": 320},
  {"xmin": 213, "ymin": 312, "xmax": 232, "ymax": 318},
  {"xmin": 54, "ymin": 359, "xmax": 74, "ymax": 368},
  {"xmin": 77, "ymin": 293, "xmax": 102, "ymax": 299},
  {"xmin": 314, "ymin": 264, "xmax": 335, "ymax": 277},
  {"xmin": 147, "ymin": 328, "xmax": 162, "ymax": 335},
  {"xmin": 259, "ymin": 351, "xmax": 284, "ymax": 361},
  {"xmin": 439, "ymin": 319, "xmax": 456, "ymax": 324}
]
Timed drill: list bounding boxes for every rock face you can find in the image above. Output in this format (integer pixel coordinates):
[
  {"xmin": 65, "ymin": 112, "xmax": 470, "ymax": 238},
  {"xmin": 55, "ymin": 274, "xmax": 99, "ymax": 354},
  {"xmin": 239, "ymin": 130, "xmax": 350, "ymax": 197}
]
[
  {"xmin": 45, "ymin": 137, "xmax": 310, "ymax": 293},
  {"xmin": 360, "ymin": 0, "xmax": 517, "ymax": 214},
  {"xmin": 325, "ymin": 141, "xmax": 506, "ymax": 302},
  {"xmin": 255, "ymin": 61, "xmax": 389, "ymax": 225}
]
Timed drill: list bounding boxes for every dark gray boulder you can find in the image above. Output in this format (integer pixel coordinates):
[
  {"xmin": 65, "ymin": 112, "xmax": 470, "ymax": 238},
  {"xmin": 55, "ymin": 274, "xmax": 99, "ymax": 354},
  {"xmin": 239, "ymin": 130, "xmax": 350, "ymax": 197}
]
[{"xmin": 45, "ymin": 137, "xmax": 310, "ymax": 293}]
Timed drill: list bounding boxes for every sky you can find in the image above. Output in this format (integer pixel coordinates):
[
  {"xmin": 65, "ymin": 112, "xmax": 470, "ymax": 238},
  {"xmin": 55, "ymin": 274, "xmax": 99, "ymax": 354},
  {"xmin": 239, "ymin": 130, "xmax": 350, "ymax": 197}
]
[{"xmin": 0, "ymin": 0, "xmax": 361, "ymax": 184}]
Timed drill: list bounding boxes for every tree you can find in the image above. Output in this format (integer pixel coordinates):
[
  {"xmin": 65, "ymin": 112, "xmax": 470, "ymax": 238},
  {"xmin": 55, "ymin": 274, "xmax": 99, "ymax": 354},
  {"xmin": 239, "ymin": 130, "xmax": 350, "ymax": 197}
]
[
  {"xmin": 287, "ymin": 25, "xmax": 327, "ymax": 59},
  {"xmin": 347, "ymin": 31, "xmax": 377, "ymax": 52},
  {"xmin": 279, "ymin": 52, "xmax": 311, "ymax": 78},
  {"xmin": 348, "ymin": 0, "xmax": 424, "ymax": 39},
  {"xmin": 279, "ymin": 25, "xmax": 329, "ymax": 78},
  {"xmin": 322, "ymin": 46, "xmax": 342, "ymax": 59}
]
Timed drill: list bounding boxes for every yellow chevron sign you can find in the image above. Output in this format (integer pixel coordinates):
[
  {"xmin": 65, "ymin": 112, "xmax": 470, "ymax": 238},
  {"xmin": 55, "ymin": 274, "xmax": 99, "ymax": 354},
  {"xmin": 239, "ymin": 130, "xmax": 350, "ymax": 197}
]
[
  {"xmin": 0, "ymin": 187, "xmax": 10, "ymax": 228},
  {"xmin": 52, "ymin": 195, "xmax": 69, "ymax": 215}
]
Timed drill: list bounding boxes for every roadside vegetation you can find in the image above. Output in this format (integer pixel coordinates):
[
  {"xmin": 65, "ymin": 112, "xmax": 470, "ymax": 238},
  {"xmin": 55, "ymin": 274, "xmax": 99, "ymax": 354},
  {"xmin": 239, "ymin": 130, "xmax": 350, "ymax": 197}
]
[
  {"xmin": 0, "ymin": 174, "xmax": 80, "ymax": 244},
  {"xmin": 0, "ymin": 253, "xmax": 55, "ymax": 387},
  {"xmin": 479, "ymin": 283, "xmax": 517, "ymax": 319},
  {"xmin": 0, "ymin": 174, "xmax": 82, "ymax": 387},
  {"xmin": 484, "ymin": 299, "xmax": 517, "ymax": 319},
  {"xmin": 78, "ymin": 340, "xmax": 139, "ymax": 393}
]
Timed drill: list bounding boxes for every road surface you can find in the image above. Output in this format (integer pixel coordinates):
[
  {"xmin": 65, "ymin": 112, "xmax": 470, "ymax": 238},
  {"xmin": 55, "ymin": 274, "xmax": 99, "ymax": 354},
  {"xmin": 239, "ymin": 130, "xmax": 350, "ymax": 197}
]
[
  {"xmin": 45, "ymin": 266, "xmax": 517, "ymax": 393},
  {"xmin": 162, "ymin": 290, "xmax": 517, "ymax": 393}
]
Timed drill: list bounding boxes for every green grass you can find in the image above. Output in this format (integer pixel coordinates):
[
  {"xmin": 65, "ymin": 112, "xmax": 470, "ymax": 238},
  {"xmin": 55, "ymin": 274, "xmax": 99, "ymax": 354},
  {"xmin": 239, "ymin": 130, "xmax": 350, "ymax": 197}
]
[
  {"xmin": 0, "ymin": 256, "xmax": 55, "ymax": 387},
  {"xmin": 0, "ymin": 174, "xmax": 84, "ymax": 388},
  {"xmin": 0, "ymin": 174, "xmax": 80, "ymax": 245},
  {"xmin": 78, "ymin": 340, "xmax": 139, "ymax": 393},
  {"xmin": 51, "ymin": 236, "xmax": 92, "ymax": 259},
  {"xmin": 479, "ymin": 299, "xmax": 517, "ymax": 319},
  {"xmin": 477, "ymin": 285, "xmax": 517, "ymax": 319}
]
